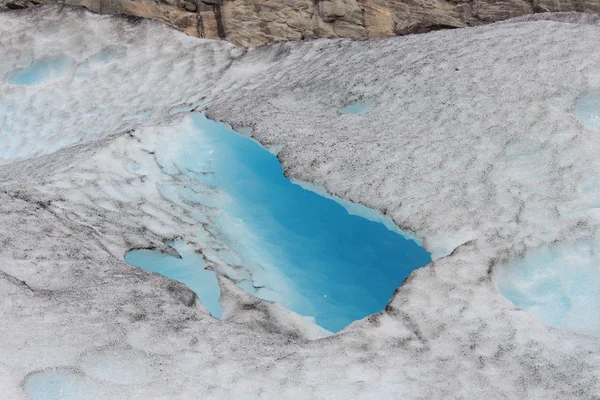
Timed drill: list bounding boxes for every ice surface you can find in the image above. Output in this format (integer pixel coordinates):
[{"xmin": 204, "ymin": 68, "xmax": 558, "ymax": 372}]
[
  {"xmin": 78, "ymin": 346, "xmax": 161, "ymax": 385},
  {"xmin": 9, "ymin": 57, "xmax": 72, "ymax": 86},
  {"xmin": 125, "ymin": 241, "xmax": 222, "ymax": 319},
  {"xmin": 24, "ymin": 368, "xmax": 108, "ymax": 400},
  {"xmin": 168, "ymin": 99, "xmax": 208, "ymax": 115},
  {"xmin": 135, "ymin": 109, "xmax": 152, "ymax": 117},
  {"xmin": 2, "ymin": 6, "xmax": 600, "ymax": 399},
  {"xmin": 75, "ymin": 47, "xmax": 124, "ymax": 80},
  {"xmin": 494, "ymin": 243, "xmax": 600, "ymax": 333},
  {"xmin": 575, "ymin": 91, "xmax": 600, "ymax": 131},
  {"xmin": 339, "ymin": 100, "xmax": 369, "ymax": 114},
  {"xmin": 0, "ymin": 8, "xmax": 235, "ymax": 165}
]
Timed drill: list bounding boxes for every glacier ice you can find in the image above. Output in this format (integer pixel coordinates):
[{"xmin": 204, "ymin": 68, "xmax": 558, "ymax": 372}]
[
  {"xmin": 168, "ymin": 99, "xmax": 208, "ymax": 115},
  {"xmin": 494, "ymin": 243, "xmax": 600, "ymax": 334},
  {"xmin": 2, "ymin": 5, "xmax": 600, "ymax": 399},
  {"xmin": 125, "ymin": 241, "xmax": 223, "ymax": 319},
  {"xmin": 0, "ymin": 8, "xmax": 236, "ymax": 165},
  {"xmin": 24, "ymin": 368, "xmax": 109, "ymax": 400},
  {"xmin": 78, "ymin": 346, "xmax": 162, "ymax": 385},
  {"xmin": 339, "ymin": 100, "xmax": 369, "ymax": 114},
  {"xmin": 575, "ymin": 91, "xmax": 600, "ymax": 131},
  {"xmin": 9, "ymin": 57, "xmax": 72, "ymax": 86}
]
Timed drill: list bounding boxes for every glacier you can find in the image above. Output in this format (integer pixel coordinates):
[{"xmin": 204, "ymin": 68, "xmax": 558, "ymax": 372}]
[
  {"xmin": 2, "ymin": 5, "xmax": 600, "ymax": 399},
  {"xmin": 120, "ymin": 112, "xmax": 430, "ymax": 333}
]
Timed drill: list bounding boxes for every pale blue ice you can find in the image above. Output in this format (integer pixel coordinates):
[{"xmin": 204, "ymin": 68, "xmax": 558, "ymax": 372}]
[
  {"xmin": 24, "ymin": 368, "xmax": 100, "ymax": 400},
  {"xmin": 10, "ymin": 57, "xmax": 72, "ymax": 86},
  {"xmin": 125, "ymin": 240, "xmax": 222, "ymax": 318},
  {"xmin": 497, "ymin": 243, "xmax": 600, "ymax": 333},
  {"xmin": 169, "ymin": 100, "xmax": 207, "ymax": 115},
  {"xmin": 74, "ymin": 48, "xmax": 123, "ymax": 80},
  {"xmin": 126, "ymin": 114, "xmax": 430, "ymax": 332},
  {"xmin": 136, "ymin": 110, "xmax": 152, "ymax": 117},
  {"xmin": 86, "ymin": 48, "xmax": 120, "ymax": 67},
  {"xmin": 575, "ymin": 91, "xmax": 600, "ymax": 131},
  {"xmin": 340, "ymin": 100, "xmax": 368, "ymax": 114}
]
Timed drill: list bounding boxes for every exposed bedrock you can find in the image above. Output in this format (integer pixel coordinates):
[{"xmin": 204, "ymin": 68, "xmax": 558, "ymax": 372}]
[{"xmin": 3, "ymin": 0, "xmax": 600, "ymax": 44}]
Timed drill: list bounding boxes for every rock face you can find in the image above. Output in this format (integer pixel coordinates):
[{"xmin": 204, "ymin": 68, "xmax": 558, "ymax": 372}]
[
  {"xmin": 1, "ymin": 0, "xmax": 600, "ymax": 44},
  {"xmin": 1, "ymin": 0, "xmax": 200, "ymax": 35}
]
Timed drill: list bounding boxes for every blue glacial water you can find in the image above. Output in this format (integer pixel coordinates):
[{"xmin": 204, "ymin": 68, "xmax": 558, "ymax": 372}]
[
  {"xmin": 126, "ymin": 114, "xmax": 431, "ymax": 333},
  {"xmin": 10, "ymin": 57, "xmax": 72, "ymax": 86},
  {"xmin": 24, "ymin": 368, "xmax": 103, "ymax": 400},
  {"xmin": 125, "ymin": 241, "xmax": 222, "ymax": 318},
  {"xmin": 575, "ymin": 91, "xmax": 600, "ymax": 131},
  {"xmin": 496, "ymin": 243, "xmax": 600, "ymax": 334},
  {"xmin": 340, "ymin": 100, "xmax": 369, "ymax": 114}
]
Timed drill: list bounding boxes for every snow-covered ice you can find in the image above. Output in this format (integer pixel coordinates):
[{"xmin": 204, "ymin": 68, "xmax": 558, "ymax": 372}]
[
  {"xmin": 9, "ymin": 57, "xmax": 73, "ymax": 86},
  {"xmin": 2, "ymin": 5, "xmax": 600, "ymax": 399}
]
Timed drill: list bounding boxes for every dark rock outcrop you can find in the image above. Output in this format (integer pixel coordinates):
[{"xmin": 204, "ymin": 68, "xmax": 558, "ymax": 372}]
[{"xmin": 1, "ymin": 0, "xmax": 599, "ymax": 45}]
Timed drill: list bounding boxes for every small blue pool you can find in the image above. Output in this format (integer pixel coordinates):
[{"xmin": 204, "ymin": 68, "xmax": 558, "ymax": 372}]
[
  {"xmin": 126, "ymin": 114, "xmax": 431, "ymax": 333},
  {"xmin": 10, "ymin": 57, "xmax": 72, "ymax": 86},
  {"xmin": 340, "ymin": 100, "xmax": 369, "ymax": 114},
  {"xmin": 126, "ymin": 241, "xmax": 222, "ymax": 318}
]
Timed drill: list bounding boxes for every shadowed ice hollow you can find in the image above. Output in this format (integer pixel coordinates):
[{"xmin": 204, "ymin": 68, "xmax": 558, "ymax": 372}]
[
  {"xmin": 575, "ymin": 91, "xmax": 600, "ymax": 131},
  {"xmin": 339, "ymin": 100, "xmax": 369, "ymax": 115},
  {"xmin": 125, "ymin": 114, "xmax": 431, "ymax": 333},
  {"xmin": 10, "ymin": 57, "xmax": 73, "ymax": 86},
  {"xmin": 494, "ymin": 243, "xmax": 600, "ymax": 334},
  {"xmin": 24, "ymin": 368, "xmax": 108, "ymax": 400}
]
